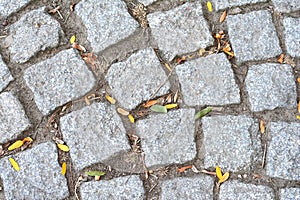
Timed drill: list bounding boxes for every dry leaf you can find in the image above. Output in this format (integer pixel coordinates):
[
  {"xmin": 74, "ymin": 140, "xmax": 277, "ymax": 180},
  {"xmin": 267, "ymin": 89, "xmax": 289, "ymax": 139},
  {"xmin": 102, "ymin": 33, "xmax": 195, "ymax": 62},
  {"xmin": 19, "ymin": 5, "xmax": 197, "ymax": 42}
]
[
  {"xmin": 219, "ymin": 10, "xmax": 227, "ymax": 23},
  {"xmin": 165, "ymin": 104, "xmax": 178, "ymax": 109},
  {"xmin": 178, "ymin": 165, "xmax": 193, "ymax": 172},
  {"xmin": 105, "ymin": 94, "xmax": 116, "ymax": 104},
  {"xmin": 201, "ymin": 169, "xmax": 216, "ymax": 176},
  {"xmin": 207, "ymin": 1, "xmax": 213, "ymax": 12},
  {"xmin": 216, "ymin": 166, "xmax": 223, "ymax": 180},
  {"xmin": 70, "ymin": 3, "xmax": 76, "ymax": 11},
  {"xmin": 298, "ymin": 101, "xmax": 300, "ymax": 113},
  {"xmin": 94, "ymin": 175, "xmax": 101, "ymax": 181},
  {"xmin": 48, "ymin": 6, "xmax": 60, "ymax": 14},
  {"xmin": 22, "ymin": 137, "xmax": 33, "ymax": 143},
  {"xmin": 61, "ymin": 162, "xmax": 67, "ymax": 175},
  {"xmin": 71, "ymin": 43, "xmax": 86, "ymax": 52},
  {"xmin": 9, "ymin": 158, "xmax": 20, "ymax": 171},
  {"xmin": 297, "ymin": 115, "xmax": 300, "ymax": 120},
  {"xmin": 253, "ymin": 173, "xmax": 262, "ymax": 179},
  {"xmin": 57, "ymin": 144, "xmax": 70, "ymax": 152},
  {"xmin": 117, "ymin": 108, "xmax": 129, "ymax": 116},
  {"xmin": 259, "ymin": 119, "xmax": 265, "ymax": 134},
  {"xmin": 70, "ymin": 35, "xmax": 76, "ymax": 44},
  {"xmin": 277, "ymin": 54, "xmax": 284, "ymax": 64},
  {"xmin": 8, "ymin": 140, "xmax": 24, "ymax": 151},
  {"xmin": 164, "ymin": 63, "xmax": 172, "ymax": 72},
  {"xmin": 82, "ymin": 52, "xmax": 98, "ymax": 66},
  {"xmin": 218, "ymin": 172, "xmax": 230, "ymax": 184},
  {"xmin": 173, "ymin": 91, "xmax": 179, "ymax": 103},
  {"xmin": 143, "ymin": 100, "xmax": 158, "ymax": 108},
  {"xmin": 128, "ymin": 114, "xmax": 135, "ymax": 123},
  {"xmin": 297, "ymin": 77, "xmax": 300, "ymax": 83},
  {"xmin": 176, "ymin": 56, "xmax": 186, "ymax": 64},
  {"xmin": 199, "ymin": 48, "xmax": 206, "ymax": 56},
  {"xmin": 224, "ymin": 50, "xmax": 234, "ymax": 57}
]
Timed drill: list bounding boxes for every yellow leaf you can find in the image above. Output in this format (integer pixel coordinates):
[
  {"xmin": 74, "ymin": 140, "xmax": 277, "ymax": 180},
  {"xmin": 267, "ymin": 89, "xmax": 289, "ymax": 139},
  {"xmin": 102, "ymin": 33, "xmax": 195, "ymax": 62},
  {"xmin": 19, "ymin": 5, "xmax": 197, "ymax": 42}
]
[
  {"xmin": 164, "ymin": 63, "xmax": 172, "ymax": 72},
  {"xmin": 8, "ymin": 140, "xmax": 24, "ymax": 151},
  {"xmin": 61, "ymin": 162, "xmax": 67, "ymax": 175},
  {"xmin": 70, "ymin": 35, "xmax": 76, "ymax": 44},
  {"xmin": 165, "ymin": 104, "xmax": 178, "ymax": 109},
  {"xmin": 105, "ymin": 94, "xmax": 116, "ymax": 104},
  {"xmin": 297, "ymin": 77, "xmax": 300, "ymax": 83},
  {"xmin": 216, "ymin": 166, "xmax": 223, "ymax": 180},
  {"xmin": 128, "ymin": 114, "xmax": 135, "ymax": 123},
  {"xmin": 207, "ymin": 1, "xmax": 213, "ymax": 12},
  {"xmin": 224, "ymin": 50, "xmax": 234, "ymax": 57},
  {"xmin": 9, "ymin": 158, "xmax": 20, "ymax": 171},
  {"xmin": 297, "ymin": 115, "xmax": 300, "ymax": 120},
  {"xmin": 57, "ymin": 144, "xmax": 70, "ymax": 152},
  {"xmin": 218, "ymin": 172, "xmax": 230, "ymax": 184},
  {"xmin": 22, "ymin": 137, "xmax": 33, "ymax": 143}
]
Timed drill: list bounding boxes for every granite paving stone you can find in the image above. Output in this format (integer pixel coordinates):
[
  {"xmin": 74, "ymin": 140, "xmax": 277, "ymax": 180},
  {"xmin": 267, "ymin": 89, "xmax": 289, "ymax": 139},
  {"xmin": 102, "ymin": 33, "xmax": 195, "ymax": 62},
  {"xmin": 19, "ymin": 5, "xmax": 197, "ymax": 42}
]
[
  {"xmin": 266, "ymin": 122, "xmax": 300, "ymax": 180},
  {"xmin": 245, "ymin": 63, "xmax": 296, "ymax": 112},
  {"xmin": 0, "ymin": 0, "xmax": 31, "ymax": 17},
  {"xmin": 148, "ymin": 1, "xmax": 213, "ymax": 61},
  {"xmin": 0, "ymin": 92, "xmax": 30, "ymax": 143},
  {"xmin": 160, "ymin": 176, "xmax": 214, "ymax": 200},
  {"xmin": 0, "ymin": 56, "xmax": 13, "ymax": 92},
  {"xmin": 24, "ymin": 49, "xmax": 96, "ymax": 115},
  {"xmin": 75, "ymin": 0, "xmax": 139, "ymax": 53},
  {"xmin": 280, "ymin": 188, "xmax": 300, "ymax": 200},
  {"xmin": 136, "ymin": 108, "xmax": 196, "ymax": 167},
  {"xmin": 219, "ymin": 180, "xmax": 275, "ymax": 200},
  {"xmin": 60, "ymin": 102, "xmax": 130, "ymax": 171},
  {"xmin": 201, "ymin": 115, "xmax": 259, "ymax": 171},
  {"xmin": 227, "ymin": 10, "xmax": 281, "ymax": 63},
  {"xmin": 80, "ymin": 175, "xmax": 145, "ymax": 200},
  {"xmin": 271, "ymin": 0, "xmax": 300, "ymax": 13},
  {"xmin": 176, "ymin": 53, "xmax": 240, "ymax": 106},
  {"xmin": 210, "ymin": 0, "xmax": 267, "ymax": 11},
  {"xmin": 0, "ymin": 142, "xmax": 69, "ymax": 200},
  {"xmin": 7, "ymin": 7, "xmax": 63, "ymax": 64},
  {"xmin": 106, "ymin": 48, "xmax": 170, "ymax": 110},
  {"xmin": 283, "ymin": 17, "xmax": 300, "ymax": 58}
]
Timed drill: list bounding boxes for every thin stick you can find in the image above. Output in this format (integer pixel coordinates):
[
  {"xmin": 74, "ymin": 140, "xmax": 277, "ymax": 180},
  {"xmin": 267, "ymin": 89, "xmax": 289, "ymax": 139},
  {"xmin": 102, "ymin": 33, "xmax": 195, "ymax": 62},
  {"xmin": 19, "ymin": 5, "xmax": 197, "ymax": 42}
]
[{"xmin": 262, "ymin": 143, "xmax": 267, "ymax": 168}]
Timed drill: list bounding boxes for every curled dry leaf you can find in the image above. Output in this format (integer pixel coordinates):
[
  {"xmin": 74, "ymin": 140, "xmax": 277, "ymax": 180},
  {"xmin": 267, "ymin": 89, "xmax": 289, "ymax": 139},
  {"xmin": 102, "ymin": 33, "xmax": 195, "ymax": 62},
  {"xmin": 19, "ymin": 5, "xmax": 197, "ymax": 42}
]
[
  {"xmin": 9, "ymin": 157, "xmax": 20, "ymax": 171},
  {"xmin": 165, "ymin": 104, "xmax": 178, "ymax": 109},
  {"xmin": 22, "ymin": 137, "xmax": 33, "ymax": 143},
  {"xmin": 277, "ymin": 54, "xmax": 284, "ymax": 64},
  {"xmin": 216, "ymin": 166, "xmax": 223, "ymax": 180},
  {"xmin": 57, "ymin": 144, "xmax": 70, "ymax": 152},
  {"xmin": 177, "ymin": 165, "xmax": 193, "ymax": 173},
  {"xmin": 219, "ymin": 10, "xmax": 227, "ymax": 23},
  {"xmin": 259, "ymin": 119, "xmax": 265, "ymax": 134},
  {"xmin": 128, "ymin": 114, "xmax": 135, "ymax": 123},
  {"xmin": 8, "ymin": 140, "xmax": 24, "ymax": 151},
  {"xmin": 71, "ymin": 43, "xmax": 86, "ymax": 52},
  {"xmin": 297, "ymin": 78, "xmax": 300, "ymax": 83},
  {"xmin": 218, "ymin": 172, "xmax": 230, "ymax": 184},
  {"xmin": 61, "ymin": 162, "xmax": 67, "ymax": 175},
  {"xmin": 70, "ymin": 3, "xmax": 76, "ymax": 11},
  {"xmin": 298, "ymin": 101, "xmax": 300, "ymax": 113},
  {"xmin": 117, "ymin": 108, "xmax": 129, "ymax": 116},
  {"xmin": 143, "ymin": 99, "xmax": 157, "ymax": 108},
  {"xmin": 207, "ymin": 1, "xmax": 213, "ymax": 12},
  {"xmin": 105, "ymin": 94, "xmax": 116, "ymax": 105}
]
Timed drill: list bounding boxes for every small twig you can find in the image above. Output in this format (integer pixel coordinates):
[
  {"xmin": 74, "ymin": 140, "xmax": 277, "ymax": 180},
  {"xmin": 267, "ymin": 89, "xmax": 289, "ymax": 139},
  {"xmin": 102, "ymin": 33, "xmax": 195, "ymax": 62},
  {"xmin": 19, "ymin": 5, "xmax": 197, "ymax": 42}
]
[
  {"xmin": 0, "ymin": 35, "xmax": 7, "ymax": 39},
  {"xmin": 201, "ymin": 169, "xmax": 216, "ymax": 176},
  {"xmin": 74, "ymin": 177, "xmax": 82, "ymax": 200},
  {"xmin": 149, "ymin": 182, "xmax": 158, "ymax": 193},
  {"xmin": 262, "ymin": 143, "xmax": 267, "ymax": 168}
]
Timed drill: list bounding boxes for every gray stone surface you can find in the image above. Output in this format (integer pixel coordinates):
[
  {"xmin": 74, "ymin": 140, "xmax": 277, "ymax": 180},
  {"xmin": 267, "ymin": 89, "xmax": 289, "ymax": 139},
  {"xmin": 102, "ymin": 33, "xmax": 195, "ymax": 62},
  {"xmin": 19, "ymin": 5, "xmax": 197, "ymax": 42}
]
[
  {"xmin": 0, "ymin": 0, "xmax": 31, "ymax": 17},
  {"xmin": 139, "ymin": 0, "xmax": 156, "ymax": 6},
  {"xmin": 201, "ymin": 115, "xmax": 259, "ymax": 171},
  {"xmin": 0, "ymin": 142, "xmax": 69, "ymax": 200},
  {"xmin": 227, "ymin": 10, "xmax": 281, "ymax": 63},
  {"xmin": 160, "ymin": 176, "xmax": 214, "ymax": 200},
  {"xmin": 219, "ymin": 180, "xmax": 275, "ymax": 200},
  {"xmin": 211, "ymin": 0, "xmax": 267, "ymax": 11},
  {"xmin": 272, "ymin": 0, "xmax": 300, "ymax": 13},
  {"xmin": 24, "ymin": 49, "xmax": 96, "ymax": 115},
  {"xmin": 280, "ymin": 188, "xmax": 300, "ymax": 200},
  {"xmin": 136, "ymin": 108, "xmax": 196, "ymax": 167},
  {"xmin": 148, "ymin": 1, "xmax": 213, "ymax": 61},
  {"xmin": 266, "ymin": 122, "xmax": 300, "ymax": 180},
  {"xmin": 283, "ymin": 17, "xmax": 300, "ymax": 58},
  {"xmin": 106, "ymin": 48, "xmax": 170, "ymax": 110},
  {"xmin": 245, "ymin": 63, "xmax": 296, "ymax": 112},
  {"xmin": 75, "ymin": 0, "xmax": 139, "ymax": 53},
  {"xmin": 0, "ymin": 56, "xmax": 13, "ymax": 92},
  {"xmin": 60, "ymin": 103, "xmax": 130, "ymax": 171},
  {"xmin": 80, "ymin": 175, "xmax": 145, "ymax": 200},
  {"xmin": 8, "ymin": 8, "xmax": 62, "ymax": 63},
  {"xmin": 176, "ymin": 53, "xmax": 240, "ymax": 106},
  {"xmin": 0, "ymin": 92, "xmax": 30, "ymax": 143}
]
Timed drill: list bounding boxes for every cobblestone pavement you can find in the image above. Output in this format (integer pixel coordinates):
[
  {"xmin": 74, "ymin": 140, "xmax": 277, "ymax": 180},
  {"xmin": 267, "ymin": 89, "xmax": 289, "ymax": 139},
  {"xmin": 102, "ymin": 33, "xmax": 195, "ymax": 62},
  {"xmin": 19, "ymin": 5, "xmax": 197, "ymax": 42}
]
[{"xmin": 0, "ymin": 0, "xmax": 299, "ymax": 199}]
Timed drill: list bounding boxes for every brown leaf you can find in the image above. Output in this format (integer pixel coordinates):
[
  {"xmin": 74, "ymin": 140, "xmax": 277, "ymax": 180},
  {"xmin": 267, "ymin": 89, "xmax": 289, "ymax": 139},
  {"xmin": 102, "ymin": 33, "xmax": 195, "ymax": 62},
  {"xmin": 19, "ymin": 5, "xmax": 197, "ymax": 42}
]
[
  {"xmin": 298, "ymin": 101, "xmax": 300, "ymax": 113},
  {"xmin": 143, "ymin": 100, "xmax": 158, "ymax": 108},
  {"xmin": 277, "ymin": 54, "xmax": 284, "ymax": 64},
  {"xmin": 178, "ymin": 165, "xmax": 193, "ymax": 172},
  {"xmin": 71, "ymin": 43, "xmax": 86, "ymax": 52},
  {"xmin": 70, "ymin": 3, "xmax": 76, "ymax": 11},
  {"xmin": 117, "ymin": 108, "xmax": 129, "ymax": 116},
  {"xmin": 259, "ymin": 119, "xmax": 265, "ymax": 134},
  {"xmin": 82, "ymin": 52, "xmax": 97, "ymax": 66},
  {"xmin": 176, "ymin": 56, "xmax": 186, "ymax": 64},
  {"xmin": 219, "ymin": 10, "xmax": 227, "ymax": 23},
  {"xmin": 297, "ymin": 77, "xmax": 300, "ymax": 83}
]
